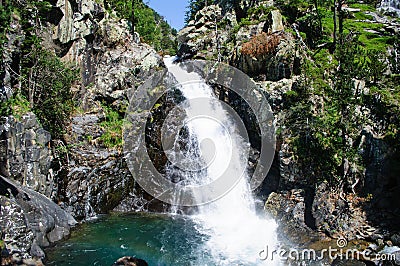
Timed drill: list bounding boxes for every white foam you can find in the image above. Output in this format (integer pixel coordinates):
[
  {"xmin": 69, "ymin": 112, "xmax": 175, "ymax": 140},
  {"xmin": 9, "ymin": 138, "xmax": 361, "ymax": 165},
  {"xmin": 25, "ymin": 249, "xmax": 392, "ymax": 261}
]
[{"xmin": 164, "ymin": 57, "xmax": 279, "ymax": 265}]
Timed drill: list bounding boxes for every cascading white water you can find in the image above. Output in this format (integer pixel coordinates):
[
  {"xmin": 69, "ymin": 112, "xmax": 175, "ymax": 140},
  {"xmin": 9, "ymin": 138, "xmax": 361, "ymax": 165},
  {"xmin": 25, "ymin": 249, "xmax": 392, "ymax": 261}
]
[
  {"xmin": 380, "ymin": 0, "xmax": 400, "ymax": 16},
  {"xmin": 164, "ymin": 57, "xmax": 279, "ymax": 265}
]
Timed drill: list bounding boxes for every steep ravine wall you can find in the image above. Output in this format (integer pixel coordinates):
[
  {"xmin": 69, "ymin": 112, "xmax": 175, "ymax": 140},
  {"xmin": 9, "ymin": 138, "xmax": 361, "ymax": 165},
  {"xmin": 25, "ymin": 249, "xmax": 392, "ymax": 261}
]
[
  {"xmin": 0, "ymin": 0, "xmax": 166, "ymax": 262},
  {"xmin": 1, "ymin": 0, "xmax": 400, "ymax": 264}
]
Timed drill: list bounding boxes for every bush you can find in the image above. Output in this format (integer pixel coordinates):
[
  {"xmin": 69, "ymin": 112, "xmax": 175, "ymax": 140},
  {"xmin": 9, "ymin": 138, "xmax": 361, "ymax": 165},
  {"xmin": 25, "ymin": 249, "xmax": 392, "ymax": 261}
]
[
  {"xmin": 100, "ymin": 105, "xmax": 124, "ymax": 148},
  {"xmin": 0, "ymin": 94, "xmax": 31, "ymax": 119},
  {"xmin": 241, "ymin": 32, "xmax": 281, "ymax": 57}
]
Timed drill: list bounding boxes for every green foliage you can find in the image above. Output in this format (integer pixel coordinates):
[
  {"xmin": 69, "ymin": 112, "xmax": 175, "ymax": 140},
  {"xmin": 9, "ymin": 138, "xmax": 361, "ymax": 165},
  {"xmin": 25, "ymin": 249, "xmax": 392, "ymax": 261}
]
[
  {"xmin": 389, "ymin": 35, "xmax": 400, "ymax": 74},
  {"xmin": 0, "ymin": 93, "xmax": 31, "ymax": 119},
  {"xmin": 19, "ymin": 48, "xmax": 78, "ymax": 138},
  {"xmin": 106, "ymin": 0, "xmax": 177, "ymax": 54},
  {"xmin": 286, "ymin": 35, "xmax": 374, "ymax": 185},
  {"xmin": 365, "ymin": 49, "xmax": 387, "ymax": 84},
  {"xmin": 0, "ymin": 0, "xmax": 13, "ymax": 72},
  {"xmin": 0, "ymin": 0, "xmax": 12, "ymax": 41},
  {"xmin": 0, "ymin": 0, "xmax": 77, "ymax": 139},
  {"xmin": 367, "ymin": 78, "xmax": 400, "ymax": 147},
  {"xmin": 100, "ymin": 104, "xmax": 124, "ymax": 148}
]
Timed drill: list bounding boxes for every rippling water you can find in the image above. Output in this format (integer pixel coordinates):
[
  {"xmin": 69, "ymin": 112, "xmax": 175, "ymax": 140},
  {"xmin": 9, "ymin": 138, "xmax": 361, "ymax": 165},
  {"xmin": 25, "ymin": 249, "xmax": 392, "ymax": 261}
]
[
  {"xmin": 46, "ymin": 213, "xmax": 212, "ymax": 266},
  {"xmin": 45, "ymin": 212, "xmax": 275, "ymax": 266}
]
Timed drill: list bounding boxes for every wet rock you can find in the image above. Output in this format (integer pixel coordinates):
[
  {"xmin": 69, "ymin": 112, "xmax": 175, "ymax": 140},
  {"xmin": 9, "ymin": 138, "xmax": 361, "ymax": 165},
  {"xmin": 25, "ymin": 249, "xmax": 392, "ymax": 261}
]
[
  {"xmin": 112, "ymin": 256, "xmax": 148, "ymax": 266},
  {"xmin": 391, "ymin": 234, "xmax": 400, "ymax": 246},
  {"xmin": 331, "ymin": 259, "xmax": 373, "ymax": 266},
  {"xmin": 265, "ymin": 190, "xmax": 320, "ymax": 245}
]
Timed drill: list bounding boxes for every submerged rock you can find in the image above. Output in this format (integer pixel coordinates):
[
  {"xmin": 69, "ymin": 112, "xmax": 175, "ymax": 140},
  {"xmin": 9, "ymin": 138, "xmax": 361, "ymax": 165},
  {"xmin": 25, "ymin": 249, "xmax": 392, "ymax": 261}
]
[{"xmin": 112, "ymin": 256, "xmax": 148, "ymax": 266}]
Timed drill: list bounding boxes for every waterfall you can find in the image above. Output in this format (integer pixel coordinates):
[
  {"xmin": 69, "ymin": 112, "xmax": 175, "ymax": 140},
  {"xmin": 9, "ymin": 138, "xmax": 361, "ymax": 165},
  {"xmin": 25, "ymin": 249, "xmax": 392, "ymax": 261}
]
[
  {"xmin": 380, "ymin": 0, "xmax": 400, "ymax": 16},
  {"xmin": 164, "ymin": 57, "xmax": 278, "ymax": 265}
]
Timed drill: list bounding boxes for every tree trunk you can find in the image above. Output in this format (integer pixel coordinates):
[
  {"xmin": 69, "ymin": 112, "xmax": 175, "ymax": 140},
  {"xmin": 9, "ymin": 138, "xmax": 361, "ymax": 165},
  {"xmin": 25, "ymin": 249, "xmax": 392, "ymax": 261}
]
[
  {"xmin": 313, "ymin": 0, "xmax": 322, "ymax": 31},
  {"xmin": 338, "ymin": 0, "xmax": 344, "ymax": 39},
  {"xmin": 333, "ymin": 0, "xmax": 337, "ymax": 49}
]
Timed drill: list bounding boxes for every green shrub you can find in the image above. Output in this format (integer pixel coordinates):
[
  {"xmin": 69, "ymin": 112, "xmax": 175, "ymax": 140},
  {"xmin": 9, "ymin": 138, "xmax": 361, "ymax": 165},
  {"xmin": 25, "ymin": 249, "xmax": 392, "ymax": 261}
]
[
  {"xmin": 0, "ymin": 93, "xmax": 31, "ymax": 119},
  {"xmin": 106, "ymin": 0, "xmax": 177, "ymax": 53},
  {"xmin": 100, "ymin": 105, "xmax": 124, "ymax": 148}
]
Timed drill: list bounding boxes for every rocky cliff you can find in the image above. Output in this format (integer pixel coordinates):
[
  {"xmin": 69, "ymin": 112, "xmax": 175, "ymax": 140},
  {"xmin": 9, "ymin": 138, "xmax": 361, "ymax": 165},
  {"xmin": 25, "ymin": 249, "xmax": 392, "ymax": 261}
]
[{"xmin": 1, "ymin": 0, "xmax": 400, "ymax": 264}]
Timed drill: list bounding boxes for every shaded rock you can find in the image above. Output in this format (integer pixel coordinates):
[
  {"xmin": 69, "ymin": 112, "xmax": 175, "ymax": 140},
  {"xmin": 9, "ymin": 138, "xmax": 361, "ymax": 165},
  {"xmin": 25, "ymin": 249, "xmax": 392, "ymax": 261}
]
[
  {"xmin": 265, "ymin": 190, "xmax": 320, "ymax": 245},
  {"xmin": 312, "ymin": 182, "xmax": 380, "ymax": 241},
  {"xmin": 112, "ymin": 256, "xmax": 148, "ymax": 266},
  {"xmin": 391, "ymin": 234, "xmax": 400, "ymax": 246}
]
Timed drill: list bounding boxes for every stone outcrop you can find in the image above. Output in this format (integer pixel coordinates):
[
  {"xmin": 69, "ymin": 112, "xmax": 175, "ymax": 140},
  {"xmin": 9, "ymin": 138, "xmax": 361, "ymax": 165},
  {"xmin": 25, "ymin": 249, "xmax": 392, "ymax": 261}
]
[
  {"xmin": 0, "ymin": 177, "xmax": 76, "ymax": 260},
  {"xmin": 235, "ymin": 32, "xmax": 301, "ymax": 81},
  {"xmin": 177, "ymin": 1, "xmax": 302, "ymax": 82},
  {"xmin": 265, "ymin": 189, "xmax": 321, "ymax": 245},
  {"xmin": 59, "ymin": 15, "xmax": 164, "ymax": 220},
  {"xmin": 177, "ymin": 5, "xmax": 224, "ymax": 60}
]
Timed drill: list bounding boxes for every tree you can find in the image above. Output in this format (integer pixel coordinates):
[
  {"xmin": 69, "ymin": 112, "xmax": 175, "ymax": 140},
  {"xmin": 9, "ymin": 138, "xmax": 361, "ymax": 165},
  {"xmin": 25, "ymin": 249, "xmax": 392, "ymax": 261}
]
[
  {"xmin": 185, "ymin": 0, "xmax": 207, "ymax": 24},
  {"xmin": 389, "ymin": 34, "xmax": 400, "ymax": 74},
  {"xmin": 332, "ymin": 0, "xmax": 345, "ymax": 49},
  {"xmin": 327, "ymin": 34, "xmax": 367, "ymax": 185},
  {"xmin": 0, "ymin": 0, "xmax": 78, "ymax": 138}
]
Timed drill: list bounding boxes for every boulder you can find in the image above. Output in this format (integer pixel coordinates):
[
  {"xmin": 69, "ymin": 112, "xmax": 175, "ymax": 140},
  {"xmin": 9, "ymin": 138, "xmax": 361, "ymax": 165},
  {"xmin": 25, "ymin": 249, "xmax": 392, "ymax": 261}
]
[
  {"xmin": 265, "ymin": 190, "xmax": 320, "ymax": 245},
  {"xmin": 112, "ymin": 256, "xmax": 148, "ymax": 266},
  {"xmin": 0, "ymin": 177, "xmax": 76, "ymax": 259}
]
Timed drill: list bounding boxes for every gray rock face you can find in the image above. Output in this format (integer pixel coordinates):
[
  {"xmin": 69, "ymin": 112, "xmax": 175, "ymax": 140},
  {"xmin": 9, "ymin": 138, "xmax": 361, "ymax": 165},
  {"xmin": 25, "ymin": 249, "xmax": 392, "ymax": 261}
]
[
  {"xmin": 0, "ymin": 0, "xmax": 166, "ymax": 260},
  {"xmin": 269, "ymin": 10, "xmax": 285, "ymax": 33},
  {"xmin": 177, "ymin": 2, "xmax": 300, "ymax": 82},
  {"xmin": 177, "ymin": 5, "xmax": 223, "ymax": 60},
  {"xmin": 265, "ymin": 190, "xmax": 320, "ymax": 245},
  {"xmin": 50, "ymin": 3, "xmax": 164, "ymax": 220},
  {"xmin": 311, "ymin": 182, "xmax": 368, "ymax": 240},
  {"xmin": 53, "ymin": 0, "xmax": 104, "ymax": 56},
  {"xmin": 0, "ymin": 14, "xmax": 23, "ymax": 103},
  {"xmin": 0, "ymin": 113, "xmax": 55, "ymax": 199}
]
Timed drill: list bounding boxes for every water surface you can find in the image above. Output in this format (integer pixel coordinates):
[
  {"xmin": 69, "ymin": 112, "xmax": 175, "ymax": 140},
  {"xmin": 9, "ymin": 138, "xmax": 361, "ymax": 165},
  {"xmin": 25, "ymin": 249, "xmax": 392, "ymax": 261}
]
[{"xmin": 46, "ymin": 213, "xmax": 211, "ymax": 266}]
